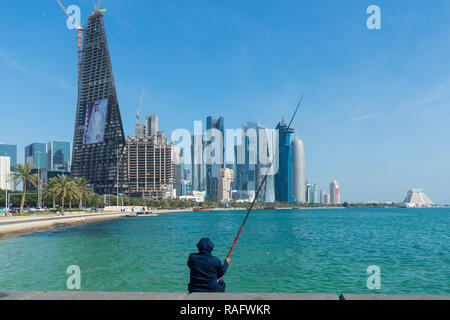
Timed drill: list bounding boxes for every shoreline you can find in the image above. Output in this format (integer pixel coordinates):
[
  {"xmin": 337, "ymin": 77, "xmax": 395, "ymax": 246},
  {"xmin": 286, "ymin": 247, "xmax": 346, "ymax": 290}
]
[
  {"xmin": 0, "ymin": 212, "xmax": 128, "ymax": 239},
  {"xmin": 2, "ymin": 206, "xmax": 447, "ymax": 239}
]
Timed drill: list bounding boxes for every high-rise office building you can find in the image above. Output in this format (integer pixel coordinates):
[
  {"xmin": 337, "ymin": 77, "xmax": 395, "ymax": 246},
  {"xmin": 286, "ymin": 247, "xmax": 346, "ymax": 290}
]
[
  {"xmin": 320, "ymin": 190, "xmax": 326, "ymax": 204},
  {"xmin": 173, "ymin": 146, "xmax": 184, "ymax": 197},
  {"xmin": 275, "ymin": 118, "xmax": 294, "ymax": 202},
  {"xmin": 0, "ymin": 156, "xmax": 11, "ymax": 190},
  {"xmin": 291, "ymin": 137, "xmax": 306, "ymax": 203},
  {"xmin": 25, "ymin": 143, "xmax": 47, "ymax": 169},
  {"xmin": 323, "ymin": 193, "xmax": 331, "ymax": 205},
  {"xmin": 234, "ymin": 122, "xmax": 276, "ymax": 203},
  {"xmin": 191, "ymin": 134, "xmax": 205, "ymax": 192},
  {"xmin": 47, "ymin": 141, "xmax": 71, "ymax": 171},
  {"xmin": 330, "ymin": 180, "xmax": 341, "ymax": 204},
  {"xmin": 0, "ymin": 144, "xmax": 17, "ymax": 171},
  {"xmin": 205, "ymin": 116, "xmax": 225, "ymax": 200},
  {"xmin": 71, "ymin": 11, "xmax": 126, "ymax": 195},
  {"xmin": 180, "ymin": 180, "xmax": 192, "ymax": 196},
  {"xmin": 184, "ymin": 169, "xmax": 191, "ymax": 181},
  {"xmin": 257, "ymin": 125, "xmax": 277, "ymax": 203},
  {"xmin": 234, "ymin": 122, "xmax": 258, "ymax": 192},
  {"xmin": 218, "ymin": 168, "xmax": 234, "ymax": 202},
  {"xmin": 306, "ymin": 183, "xmax": 318, "ymax": 204}
]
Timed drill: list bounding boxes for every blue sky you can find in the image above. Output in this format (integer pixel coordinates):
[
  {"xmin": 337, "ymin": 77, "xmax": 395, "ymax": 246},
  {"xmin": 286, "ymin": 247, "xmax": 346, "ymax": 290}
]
[{"xmin": 0, "ymin": 0, "xmax": 449, "ymax": 203}]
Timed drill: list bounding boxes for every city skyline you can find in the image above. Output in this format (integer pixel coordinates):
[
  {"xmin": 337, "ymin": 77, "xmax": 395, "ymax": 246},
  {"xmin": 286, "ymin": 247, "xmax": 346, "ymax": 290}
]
[{"xmin": 1, "ymin": 1, "xmax": 449, "ymax": 203}]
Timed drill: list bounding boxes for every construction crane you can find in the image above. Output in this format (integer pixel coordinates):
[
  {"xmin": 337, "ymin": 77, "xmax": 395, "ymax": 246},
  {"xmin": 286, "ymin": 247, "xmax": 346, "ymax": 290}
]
[
  {"xmin": 136, "ymin": 88, "xmax": 145, "ymax": 124},
  {"xmin": 94, "ymin": 0, "xmax": 107, "ymax": 13},
  {"xmin": 56, "ymin": 0, "xmax": 84, "ymax": 71}
]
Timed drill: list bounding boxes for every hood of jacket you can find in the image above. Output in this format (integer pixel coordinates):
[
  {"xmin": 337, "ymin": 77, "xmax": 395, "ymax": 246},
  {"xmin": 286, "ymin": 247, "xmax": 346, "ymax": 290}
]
[{"xmin": 197, "ymin": 238, "xmax": 214, "ymax": 254}]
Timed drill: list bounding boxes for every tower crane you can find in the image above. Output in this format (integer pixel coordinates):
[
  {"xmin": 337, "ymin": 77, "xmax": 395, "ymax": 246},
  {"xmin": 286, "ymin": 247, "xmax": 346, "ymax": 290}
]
[{"xmin": 56, "ymin": 0, "xmax": 85, "ymax": 71}]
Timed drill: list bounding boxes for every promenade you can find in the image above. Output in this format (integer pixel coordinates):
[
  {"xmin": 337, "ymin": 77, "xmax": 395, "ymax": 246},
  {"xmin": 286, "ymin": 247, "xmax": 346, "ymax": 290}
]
[{"xmin": 0, "ymin": 212, "xmax": 128, "ymax": 238}]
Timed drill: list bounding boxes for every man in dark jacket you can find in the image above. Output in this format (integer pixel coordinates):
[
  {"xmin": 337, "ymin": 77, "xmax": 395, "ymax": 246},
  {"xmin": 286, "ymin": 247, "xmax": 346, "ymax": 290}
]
[{"xmin": 187, "ymin": 238, "xmax": 231, "ymax": 293}]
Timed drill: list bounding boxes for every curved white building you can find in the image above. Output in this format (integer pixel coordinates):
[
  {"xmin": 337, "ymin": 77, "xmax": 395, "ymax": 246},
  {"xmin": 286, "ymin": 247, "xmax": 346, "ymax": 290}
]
[
  {"xmin": 330, "ymin": 179, "xmax": 341, "ymax": 204},
  {"xmin": 291, "ymin": 138, "xmax": 306, "ymax": 203}
]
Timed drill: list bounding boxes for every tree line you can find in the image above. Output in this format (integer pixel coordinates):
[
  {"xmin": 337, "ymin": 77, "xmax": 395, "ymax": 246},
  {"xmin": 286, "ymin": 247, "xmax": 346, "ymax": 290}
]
[{"xmin": 6, "ymin": 164, "xmax": 96, "ymax": 214}]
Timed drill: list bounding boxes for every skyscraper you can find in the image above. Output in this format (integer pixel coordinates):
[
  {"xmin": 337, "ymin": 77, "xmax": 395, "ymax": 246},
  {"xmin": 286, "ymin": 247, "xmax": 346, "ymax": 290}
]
[
  {"xmin": 0, "ymin": 144, "xmax": 17, "ymax": 171},
  {"xmin": 291, "ymin": 137, "xmax": 306, "ymax": 203},
  {"xmin": 234, "ymin": 122, "xmax": 276, "ymax": 203},
  {"xmin": 191, "ymin": 134, "xmax": 205, "ymax": 192},
  {"xmin": 25, "ymin": 143, "xmax": 47, "ymax": 169},
  {"xmin": 234, "ymin": 122, "xmax": 258, "ymax": 192},
  {"xmin": 275, "ymin": 118, "xmax": 294, "ymax": 202},
  {"xmin": 306, "ymin": 183, "xmax": 318, "ymax": 204},
  {"xmin": 47, "ymin": 141, "xmax": 71, "ymax": 171},
  {"xmin": 257, "ymin": 125, "xmax": 277, "ymax": 203},
  {"xmin": 173, "ymin": 146, "xmax": 184, "ymax": 197},
  {"xmin": 323, "ymin": 193, "xmax": 331, "ymax": 205},
  {"xmin": 71, "ymin": 11, "xmax": 126, "ymax": 194},
  {"xmin": 205, "ymin": 116, "xmax": 225, "ymax": 200},
  {"xmin": 218, "ymin": 168, "xmax": 234, "ymax": 202},
  {"xmin": 330, "ymin": 180, "xmax": 341, "ymax": 204}
]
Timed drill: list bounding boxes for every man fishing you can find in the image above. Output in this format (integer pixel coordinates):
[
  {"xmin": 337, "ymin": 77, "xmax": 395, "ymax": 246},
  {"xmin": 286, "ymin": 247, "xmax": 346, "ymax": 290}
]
[
  {"xmin": 187, "ymin": 97, "xmax": 303, "ymax": 293},
  {"xmin": 187, "ymin": 238, "xmax": 231, "ymax": 293}
]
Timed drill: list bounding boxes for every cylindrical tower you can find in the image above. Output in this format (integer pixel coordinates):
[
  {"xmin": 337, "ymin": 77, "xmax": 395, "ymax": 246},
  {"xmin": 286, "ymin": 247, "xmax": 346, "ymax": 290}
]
[{"xmin": 291, "ymin": 138, "xmax": 306, "ymax": 203}]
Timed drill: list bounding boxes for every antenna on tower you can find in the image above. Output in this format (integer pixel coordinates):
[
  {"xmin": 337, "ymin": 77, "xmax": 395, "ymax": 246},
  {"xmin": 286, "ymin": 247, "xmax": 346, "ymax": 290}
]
[{"xmin": 136, "ymin": 88, "xmax": 145, "ymax": 124}]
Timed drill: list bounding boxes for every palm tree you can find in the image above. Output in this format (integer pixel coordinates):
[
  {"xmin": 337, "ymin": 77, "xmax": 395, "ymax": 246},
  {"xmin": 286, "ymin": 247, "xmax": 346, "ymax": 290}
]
[
  {"xmin": 8, "ymin": 164, "xmax": 39, "ymax": 215},
  {"xmin": 73, "ymin": 178, "xmax": 90, "ymax": 209},
  {"xmin": 67, "ymin": 180, "xmax": 83, "ymax": 210},
  {"xmin": 54, "ymin": 175, "xmax": 72, "ymax": 214},
  {"xmin": 43, "ymin": 177, "xmax": 59, "ymax": 209}
]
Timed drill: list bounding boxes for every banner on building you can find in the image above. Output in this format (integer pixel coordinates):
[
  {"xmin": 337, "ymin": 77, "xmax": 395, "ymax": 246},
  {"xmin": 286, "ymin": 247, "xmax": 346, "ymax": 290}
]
[{"xmin": 83, "ymin": 99, "xmax": 108, "ymax": 145}]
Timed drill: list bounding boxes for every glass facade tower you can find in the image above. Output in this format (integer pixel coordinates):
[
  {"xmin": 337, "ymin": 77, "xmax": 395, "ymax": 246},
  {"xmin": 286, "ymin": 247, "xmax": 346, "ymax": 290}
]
[
  {"xmin": 0, "ymin": 144, "xmax": 17, "ymax": 171},
  {"xmin": 275, "ymin": 119, "xmax": 294, "ymax": 202},
  {"xmin": 205, "ymin": 116, "xmax": 225, "ymax": 200},
  {"xmin": 47, "ymin": 141, "xmax": 71, "ymax": 171},
  {"xmin": 25, "ymin": 143, "xmax": 47, "ymax": 169}
]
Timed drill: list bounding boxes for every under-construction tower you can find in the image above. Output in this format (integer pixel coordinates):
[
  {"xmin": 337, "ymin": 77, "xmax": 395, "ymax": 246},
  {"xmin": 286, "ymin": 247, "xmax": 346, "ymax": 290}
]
[{"xmin": 71, "ymin": 10, "xmax": 127, "ymax": 194}]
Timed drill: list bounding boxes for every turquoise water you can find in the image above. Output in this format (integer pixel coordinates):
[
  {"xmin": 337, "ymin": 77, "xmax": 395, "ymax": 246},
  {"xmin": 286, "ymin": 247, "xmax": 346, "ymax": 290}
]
[{"xmin": 0, "ymin": 208, "xmax": 449, "ymax": 295}]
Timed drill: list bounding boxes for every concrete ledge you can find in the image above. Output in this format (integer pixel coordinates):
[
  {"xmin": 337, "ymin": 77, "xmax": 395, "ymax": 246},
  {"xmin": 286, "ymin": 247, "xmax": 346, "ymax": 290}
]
[
  {"xmin": 340, "ymin": 294, "xmax": 450, "ymax": 300},
  {"xmin": 2, "ymin": 291, "xmax": 449, "ymax": 300},
  {"xmin": 0, "ymin": 291, "xmax": 43, "ymax": 300},
  {"xmin": 187, "ymin": 293, "xmax": 338, "ymax": 300},
  {"xmin": 0, "ymin": 291, "xmax": 187, "ymax": 300}
]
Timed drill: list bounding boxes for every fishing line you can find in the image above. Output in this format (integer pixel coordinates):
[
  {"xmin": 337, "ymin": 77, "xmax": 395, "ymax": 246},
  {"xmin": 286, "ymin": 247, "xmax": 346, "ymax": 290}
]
[{"xmin": 226, "ymin": 95, "xmax": 304, "ymax": 260}]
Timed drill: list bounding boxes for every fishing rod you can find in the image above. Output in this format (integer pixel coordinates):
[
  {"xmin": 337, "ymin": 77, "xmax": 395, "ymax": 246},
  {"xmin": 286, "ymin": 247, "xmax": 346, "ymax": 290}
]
[{"xmin": 226, "ymin": 95, "xmax": 304, "ymax": 260}]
